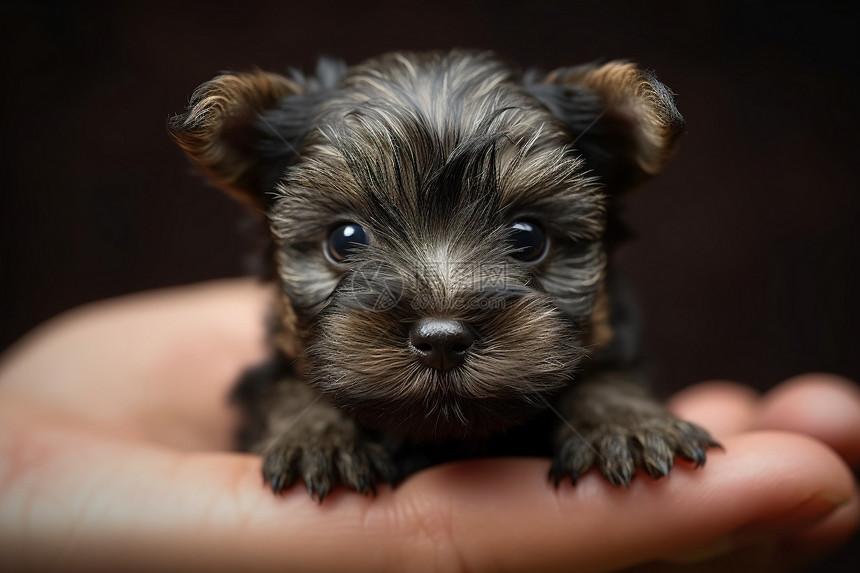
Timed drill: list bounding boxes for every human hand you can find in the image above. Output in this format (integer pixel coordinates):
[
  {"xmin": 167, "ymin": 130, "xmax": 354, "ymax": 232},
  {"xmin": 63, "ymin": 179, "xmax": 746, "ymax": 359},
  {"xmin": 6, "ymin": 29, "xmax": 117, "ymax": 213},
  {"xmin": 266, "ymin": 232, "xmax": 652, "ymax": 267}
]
[{"xmin": 1, "ymin": 279, "xmax": 857, "ymax": 572}]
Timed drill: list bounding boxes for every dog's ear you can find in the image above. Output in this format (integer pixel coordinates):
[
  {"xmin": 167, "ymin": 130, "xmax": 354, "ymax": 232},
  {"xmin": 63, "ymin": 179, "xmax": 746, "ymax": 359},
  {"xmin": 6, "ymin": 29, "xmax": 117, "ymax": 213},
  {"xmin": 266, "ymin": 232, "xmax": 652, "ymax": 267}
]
[
  {"xmin": 168, "ymin": 70, "xmax": 307, "ymax": 209},
  {"xmin": 526, "ymin": 61, "xmax": 685, "ymax": 194}
]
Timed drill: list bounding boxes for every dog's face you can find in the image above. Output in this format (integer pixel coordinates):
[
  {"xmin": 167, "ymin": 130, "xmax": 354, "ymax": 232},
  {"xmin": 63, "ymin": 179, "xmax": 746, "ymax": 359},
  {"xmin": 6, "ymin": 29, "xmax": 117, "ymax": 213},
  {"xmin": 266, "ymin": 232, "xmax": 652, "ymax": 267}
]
[{"xmin": 170, "ymin": 51, "xmax": 683, "ymax": 440}]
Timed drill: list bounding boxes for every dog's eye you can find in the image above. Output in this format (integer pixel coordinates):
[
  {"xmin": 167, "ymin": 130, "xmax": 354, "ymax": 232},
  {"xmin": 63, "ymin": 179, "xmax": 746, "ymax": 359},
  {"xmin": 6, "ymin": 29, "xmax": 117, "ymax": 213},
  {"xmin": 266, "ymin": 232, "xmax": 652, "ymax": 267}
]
[
  {"xmin": 509, "ymin": 221, "xmax": 547, "ymax": 262},
  {"xmin": 326, "ymin": 223, "xmax": 370, "ymax": 263}
]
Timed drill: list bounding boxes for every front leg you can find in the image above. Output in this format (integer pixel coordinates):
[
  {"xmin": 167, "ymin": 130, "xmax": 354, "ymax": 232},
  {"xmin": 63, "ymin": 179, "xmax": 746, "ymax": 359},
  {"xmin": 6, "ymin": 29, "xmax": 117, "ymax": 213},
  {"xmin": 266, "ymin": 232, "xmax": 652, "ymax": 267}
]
[
  {"xmin": 232, "ymin": 360, "xmax": 398, "ymax": 500},
  {"xmin": 550, "ymin": 371, "xmax": 720, "ymax": 486}
]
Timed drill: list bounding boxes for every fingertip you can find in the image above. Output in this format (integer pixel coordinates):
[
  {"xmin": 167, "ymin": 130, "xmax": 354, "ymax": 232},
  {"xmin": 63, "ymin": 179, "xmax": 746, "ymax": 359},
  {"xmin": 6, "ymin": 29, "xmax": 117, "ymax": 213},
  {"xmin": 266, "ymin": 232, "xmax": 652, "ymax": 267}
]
[
  {"xmin": 727, "ymin": 432, "xmax": 856, "ymax": 507},
  {"xmin": 755, "ymin": 373, "xmax": 860, "ymax": 467},
  {"xmin": 653, "ymin": 432, "xmax": 858, "ymax": 568}
]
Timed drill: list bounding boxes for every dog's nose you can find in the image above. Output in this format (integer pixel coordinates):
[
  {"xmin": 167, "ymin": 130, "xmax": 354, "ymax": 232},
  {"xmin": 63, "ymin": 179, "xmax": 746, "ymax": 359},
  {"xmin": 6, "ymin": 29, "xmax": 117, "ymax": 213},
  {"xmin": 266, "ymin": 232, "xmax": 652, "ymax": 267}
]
[{"xmin": 409, "ymin": 318, "xmax": 474, "ymax": 371}]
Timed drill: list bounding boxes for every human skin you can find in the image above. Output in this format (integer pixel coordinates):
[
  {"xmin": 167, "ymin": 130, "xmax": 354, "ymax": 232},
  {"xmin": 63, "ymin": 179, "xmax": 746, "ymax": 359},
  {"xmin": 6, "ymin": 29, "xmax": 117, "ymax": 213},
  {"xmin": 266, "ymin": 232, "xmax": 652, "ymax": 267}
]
[{"xmin": 0, "ymin": 279, "xmax": 857, "ymax": 572}]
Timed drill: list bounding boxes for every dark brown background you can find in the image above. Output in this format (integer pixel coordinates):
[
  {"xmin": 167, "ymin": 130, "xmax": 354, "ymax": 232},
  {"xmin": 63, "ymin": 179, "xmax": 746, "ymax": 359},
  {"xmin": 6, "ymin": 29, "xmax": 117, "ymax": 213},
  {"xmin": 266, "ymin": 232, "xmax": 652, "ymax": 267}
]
[{"xmin": 0, "ymin": 0, "xmax": 858, "ymax": 569}]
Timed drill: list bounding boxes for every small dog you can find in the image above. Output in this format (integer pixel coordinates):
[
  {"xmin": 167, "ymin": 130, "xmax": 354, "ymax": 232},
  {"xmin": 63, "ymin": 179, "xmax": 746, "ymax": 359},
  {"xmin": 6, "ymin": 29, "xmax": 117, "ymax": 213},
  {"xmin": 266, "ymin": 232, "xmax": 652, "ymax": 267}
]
[{"xmin": 169, "ymin": 50, "xmax": 718, "ymax": 500}]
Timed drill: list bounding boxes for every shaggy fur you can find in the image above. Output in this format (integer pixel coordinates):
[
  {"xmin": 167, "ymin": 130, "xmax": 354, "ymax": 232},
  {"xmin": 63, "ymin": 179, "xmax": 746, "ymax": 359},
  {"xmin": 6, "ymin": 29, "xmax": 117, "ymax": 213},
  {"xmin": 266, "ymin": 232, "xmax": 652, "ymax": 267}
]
[{"xmin": 169, "ymin": 50, "xmax": 717, "ymax": 500}]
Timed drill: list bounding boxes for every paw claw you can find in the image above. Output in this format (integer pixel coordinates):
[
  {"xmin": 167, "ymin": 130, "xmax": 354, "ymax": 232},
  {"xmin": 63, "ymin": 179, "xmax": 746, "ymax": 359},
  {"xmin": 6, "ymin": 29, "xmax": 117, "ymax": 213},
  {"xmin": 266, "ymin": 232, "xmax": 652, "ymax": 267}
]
[
  {"xmin": 551, "ymin": 416, "xmax": 718, "ymax": 486},
  {"xmin": 314, "ymin": 483, "xmax": 329, "ymax": 503},
  {"xmin": 606, "ymin": 464, "xmax": 633, "ymax": 487},
  {"xmin": 643, "ymin": 456, "xmax": 672, "ymax": 479},
  {"xmin": 260, "ymin": 430, "xmax": 395, "ymax": 500},
  {"xmin": 270, "ymin": 475, "xmax": 283, "ymax": 493},
  {"xmin": 263, "ymin": 454, "xmax": 296, "ymax": 494}
]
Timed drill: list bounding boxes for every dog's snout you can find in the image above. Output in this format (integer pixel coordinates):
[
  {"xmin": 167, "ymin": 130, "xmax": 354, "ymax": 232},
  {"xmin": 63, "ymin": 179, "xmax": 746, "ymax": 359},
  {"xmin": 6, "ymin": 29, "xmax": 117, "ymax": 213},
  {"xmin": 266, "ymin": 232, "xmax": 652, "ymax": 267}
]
[{"xmin": 409, "ymin": 318, "xmax": 474, "ymax": 371}]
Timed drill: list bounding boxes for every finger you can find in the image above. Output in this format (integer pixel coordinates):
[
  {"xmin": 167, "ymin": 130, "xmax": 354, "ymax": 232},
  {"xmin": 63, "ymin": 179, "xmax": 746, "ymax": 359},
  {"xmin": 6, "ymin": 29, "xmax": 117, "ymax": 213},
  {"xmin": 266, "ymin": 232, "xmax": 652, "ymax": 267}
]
[
  {"xmin": 0, "ymin": 279, "xmax": 271, "ymax": 450},
  {"xmin": 417, "ymin": 433, "xmax": 856, "ymax": 572},
  {"xmin": 754, "ymin": 373, "xmax": 860, "ymax": 467},
  {"xmin": 667, "ymin": 381, "xmax": 760, "ymax": 437},
  {"xmin": 2, "ymin": 420, "xmax": 855, "ymax": 573}
]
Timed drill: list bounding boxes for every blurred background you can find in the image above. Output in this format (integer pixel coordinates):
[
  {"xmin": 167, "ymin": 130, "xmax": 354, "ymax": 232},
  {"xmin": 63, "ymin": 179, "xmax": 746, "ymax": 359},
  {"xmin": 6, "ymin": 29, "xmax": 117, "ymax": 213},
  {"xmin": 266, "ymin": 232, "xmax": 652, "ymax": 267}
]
[{"xmin": 0, "ymin": 0, "xmax": 858, "ymax": 568}]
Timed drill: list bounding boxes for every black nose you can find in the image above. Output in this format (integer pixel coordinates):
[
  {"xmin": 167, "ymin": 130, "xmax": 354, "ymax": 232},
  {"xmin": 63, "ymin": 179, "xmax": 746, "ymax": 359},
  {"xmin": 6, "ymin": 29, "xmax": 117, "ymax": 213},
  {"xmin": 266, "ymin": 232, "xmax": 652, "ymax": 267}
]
[{"xmin": 409, "ymin": 318, "xmax": 475, "ymax": 371}]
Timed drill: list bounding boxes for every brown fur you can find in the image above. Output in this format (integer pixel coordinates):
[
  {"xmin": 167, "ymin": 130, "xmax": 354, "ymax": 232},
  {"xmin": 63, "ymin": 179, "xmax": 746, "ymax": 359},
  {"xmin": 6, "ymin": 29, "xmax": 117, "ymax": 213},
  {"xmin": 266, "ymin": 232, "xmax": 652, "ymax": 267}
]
[{"xmin": 168, "ymin": 70, "xmax": 303, "ymax": 207}]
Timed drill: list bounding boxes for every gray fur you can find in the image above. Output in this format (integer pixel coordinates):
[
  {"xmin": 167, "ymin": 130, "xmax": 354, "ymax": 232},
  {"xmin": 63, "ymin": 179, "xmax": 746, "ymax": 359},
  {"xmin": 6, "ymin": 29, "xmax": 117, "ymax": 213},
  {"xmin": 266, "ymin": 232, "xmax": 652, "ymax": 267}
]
[{"xmin": 170, "ymin": 50, "xmax": 716, "ymax": 500}]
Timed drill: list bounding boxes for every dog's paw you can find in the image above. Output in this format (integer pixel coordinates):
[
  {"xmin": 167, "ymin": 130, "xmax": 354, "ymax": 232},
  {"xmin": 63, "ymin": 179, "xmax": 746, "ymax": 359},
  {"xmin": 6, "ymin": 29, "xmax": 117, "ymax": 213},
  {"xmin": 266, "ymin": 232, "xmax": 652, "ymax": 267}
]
[
  {"xmin": 260, "ymin": 429, "xmax": 398, "ymax": 501},
  {"xmin": 549, "ymin": 416, "xmax": 721, "ymax": 487}
]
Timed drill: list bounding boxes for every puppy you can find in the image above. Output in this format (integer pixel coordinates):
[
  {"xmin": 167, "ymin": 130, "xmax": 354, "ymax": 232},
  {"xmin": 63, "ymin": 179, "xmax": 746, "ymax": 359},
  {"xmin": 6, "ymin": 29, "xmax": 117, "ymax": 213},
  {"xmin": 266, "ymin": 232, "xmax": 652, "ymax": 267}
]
[{"xmin": 169, "ymin": 50, "xmax": 718, "ymax": 500}]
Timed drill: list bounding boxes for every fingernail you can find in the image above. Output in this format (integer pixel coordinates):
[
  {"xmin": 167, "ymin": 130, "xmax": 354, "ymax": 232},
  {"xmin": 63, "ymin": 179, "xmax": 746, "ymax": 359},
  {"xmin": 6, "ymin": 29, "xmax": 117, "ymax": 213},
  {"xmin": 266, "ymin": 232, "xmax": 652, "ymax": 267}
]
[
  {"xmin": 734, "ymin": 492, "xmax": 849, "ymax": 539},
  {"xmin": 664, "ymin": 492, "xmax": 849, "ymax": 564}
]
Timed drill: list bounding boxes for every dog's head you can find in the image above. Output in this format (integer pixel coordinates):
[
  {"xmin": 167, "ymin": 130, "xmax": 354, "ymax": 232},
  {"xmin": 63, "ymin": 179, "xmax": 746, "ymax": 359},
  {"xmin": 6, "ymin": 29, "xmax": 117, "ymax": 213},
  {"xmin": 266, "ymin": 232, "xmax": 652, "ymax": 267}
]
[{"xmin": 169, "ymin": 50, "xmax": 683, "ymax": 440}]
